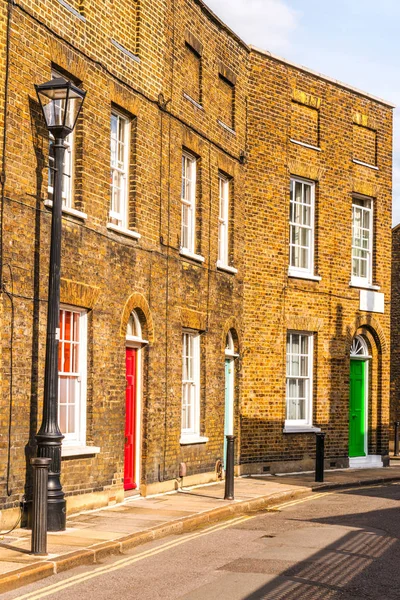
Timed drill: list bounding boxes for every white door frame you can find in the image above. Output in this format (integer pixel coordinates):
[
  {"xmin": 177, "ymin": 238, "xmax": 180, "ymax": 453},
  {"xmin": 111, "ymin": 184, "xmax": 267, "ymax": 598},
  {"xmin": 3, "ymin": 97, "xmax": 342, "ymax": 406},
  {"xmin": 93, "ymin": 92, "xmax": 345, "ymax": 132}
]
[{"xmin": 125, "ymin": 334, "xmax": 148, "ymax": 491}]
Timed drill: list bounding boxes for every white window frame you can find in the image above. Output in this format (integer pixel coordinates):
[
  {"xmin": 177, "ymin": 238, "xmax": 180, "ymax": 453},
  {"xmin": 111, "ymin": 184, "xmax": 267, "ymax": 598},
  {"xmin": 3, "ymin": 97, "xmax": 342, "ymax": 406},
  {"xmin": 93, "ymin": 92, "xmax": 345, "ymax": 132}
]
[
  {"xmin": 351, "ymin": 195, "xmax": 373, "ymax": 287},
  {"xmin": 110, "ymin": 109, "xmax": 131, "ymax": 228},
  {"xmin": 285, "ymin": 331, "xmax": 314, "ymax": 428},
  {"xmin": 289, "ymin": 177, "xmax": 316, "ymax": 278},
  {"xmin": 218, "ymin": 174, "xmax": 230, "ymax": 267},
  {"xmin": 48, "ymin": 70, "xmax": 75, "ymax": 209},
  {"xmin": 126, "ymin": 310, "xmax": 149, "ymax": 347},
  {"xmin": 58, "ymin": 305, "xmax": 87, "ymax": 447},
  {"xmin": 181, "ymin": 152, "xmax": 197, "ymax": 254},
  {"xmin": 181, "ymin": 330, "xmax": 201, "ymax": 441}
]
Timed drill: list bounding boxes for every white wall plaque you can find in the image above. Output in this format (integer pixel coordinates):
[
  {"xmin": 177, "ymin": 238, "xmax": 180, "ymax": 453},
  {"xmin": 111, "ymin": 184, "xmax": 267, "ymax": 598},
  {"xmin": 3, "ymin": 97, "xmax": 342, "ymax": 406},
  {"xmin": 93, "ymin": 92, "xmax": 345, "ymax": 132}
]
[{"xmin": 359, "ymin": 290, "xmax": 384, "ymax": 313}]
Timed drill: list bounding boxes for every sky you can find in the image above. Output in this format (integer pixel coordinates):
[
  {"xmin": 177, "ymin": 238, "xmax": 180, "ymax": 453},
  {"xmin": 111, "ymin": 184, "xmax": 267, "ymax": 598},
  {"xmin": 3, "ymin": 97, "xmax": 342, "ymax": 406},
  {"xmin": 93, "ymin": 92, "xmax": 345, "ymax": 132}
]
[{"xmin": 205, "ymin": 0, "xmax": 400, "ymax": 225}]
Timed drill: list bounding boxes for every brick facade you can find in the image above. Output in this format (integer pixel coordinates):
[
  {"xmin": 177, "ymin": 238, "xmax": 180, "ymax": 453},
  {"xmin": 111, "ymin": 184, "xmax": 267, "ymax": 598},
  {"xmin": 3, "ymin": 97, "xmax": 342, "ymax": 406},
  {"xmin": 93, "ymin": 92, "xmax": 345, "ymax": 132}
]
[
  {"xmin": 242, "ymin": 50, "xmax": 393, "ymax": 472},
  {"xmin": 0, "ymin": 0, "xmax": 393, "ymax": 521}
]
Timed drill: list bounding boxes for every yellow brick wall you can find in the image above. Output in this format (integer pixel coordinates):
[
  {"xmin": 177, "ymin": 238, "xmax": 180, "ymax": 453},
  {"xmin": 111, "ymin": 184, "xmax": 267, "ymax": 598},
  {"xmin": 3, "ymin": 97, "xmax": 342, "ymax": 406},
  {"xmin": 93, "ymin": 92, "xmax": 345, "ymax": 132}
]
[
  {"xmin": 0, "ymin": 0, "xmax": 393, "ymax": 513},
  {"xmin": 291, "ymin": 101, "xmax": 319, "ymax": 147},
  {"xmin": 0, "ymin": 0, "xmax": 247, "ymax": 509},
  {"xmin": 353, "ymin": 124, "xmax": 377, "ymax": 166},
  {"xmin": 242, "ymin": 50, "xmax": 392, "ymax": 469}
]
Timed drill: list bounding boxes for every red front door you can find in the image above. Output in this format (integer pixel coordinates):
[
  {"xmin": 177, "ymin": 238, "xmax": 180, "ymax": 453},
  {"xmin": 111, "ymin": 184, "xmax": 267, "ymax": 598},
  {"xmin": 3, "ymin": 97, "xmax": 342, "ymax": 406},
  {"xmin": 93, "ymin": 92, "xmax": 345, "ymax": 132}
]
[{"xmin": 124, "ymin": 348, "xmax": 137, "ymax": 490}]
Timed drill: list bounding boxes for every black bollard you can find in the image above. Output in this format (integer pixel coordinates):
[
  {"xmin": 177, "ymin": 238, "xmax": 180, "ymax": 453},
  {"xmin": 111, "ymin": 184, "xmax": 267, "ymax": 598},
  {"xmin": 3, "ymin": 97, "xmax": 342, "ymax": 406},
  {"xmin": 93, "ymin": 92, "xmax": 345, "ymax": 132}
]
[
  {"xmin": 224, "ymin": 435, "xmax": 235, "ymax": 500},
  {"xmin": 315, "ymin": 432, "xmax": 325, "ymax": 483},
  {"xmin": 31, "ymin": 457, "xmax": 51, "ymax": 555},
  {"xmin": 395, "ymin": 422, "xmax": 400, "ymax": 457}
]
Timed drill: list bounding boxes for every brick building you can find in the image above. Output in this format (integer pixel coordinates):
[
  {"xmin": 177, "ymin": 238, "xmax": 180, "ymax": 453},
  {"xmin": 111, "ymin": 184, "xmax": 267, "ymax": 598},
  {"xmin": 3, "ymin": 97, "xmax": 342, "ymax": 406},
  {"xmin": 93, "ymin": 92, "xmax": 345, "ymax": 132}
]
[
  {"xmin": 241, "ymin": 48, "xmax": 393, "ymax": 474},
  {"xmin": 0, "ymin": 0, "xmax": 393, "ymax": 526}
]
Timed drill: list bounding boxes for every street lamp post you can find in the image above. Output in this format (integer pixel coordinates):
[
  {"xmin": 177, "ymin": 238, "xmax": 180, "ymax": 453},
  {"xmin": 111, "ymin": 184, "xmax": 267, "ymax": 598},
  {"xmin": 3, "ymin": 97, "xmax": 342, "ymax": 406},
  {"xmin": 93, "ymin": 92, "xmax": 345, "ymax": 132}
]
[{"xmin": 35, "ymin": 78, "xmax": 86, "ymax": 531}]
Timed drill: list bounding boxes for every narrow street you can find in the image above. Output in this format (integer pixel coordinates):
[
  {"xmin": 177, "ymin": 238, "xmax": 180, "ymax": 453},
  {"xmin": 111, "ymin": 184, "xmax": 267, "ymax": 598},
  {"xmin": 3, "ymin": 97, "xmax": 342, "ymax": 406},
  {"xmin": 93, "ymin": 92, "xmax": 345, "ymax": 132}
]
[{"xmin": 4, "ymin": 482, "xmax": 400, "ymax": 600}]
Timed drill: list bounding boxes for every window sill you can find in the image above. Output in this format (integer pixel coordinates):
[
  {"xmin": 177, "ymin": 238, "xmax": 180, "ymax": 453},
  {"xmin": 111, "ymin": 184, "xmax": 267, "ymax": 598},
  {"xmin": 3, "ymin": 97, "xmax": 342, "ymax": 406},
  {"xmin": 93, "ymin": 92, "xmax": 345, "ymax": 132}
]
[
  {"xmin": 57, "ymin": 0, "xmax": 86, "ymax": 22},
  {"xmin": 283, "ymin": 426, "xmax": 321, "ymax": 434},
  {"xmin": 107, "ymin": 223, "xmax": 141, "ymax": 240},
  {"xmin": 216, "ymin": 261, "xmax": 238, "ymax": 275},
  {"xmin": 183, "ymin": 93, "xmax": 204, "ymax": 111},
  {"xmin": 290, "ymin": 139, "xmax": 321, "ymax": 152},
  {"xmin": 217, "ymin": 120, "xmax": 236, "ymax": 136},
  {"xmin": 62, "ymin": 445, "xmax": 101, "ymax": 457},
  {"xmin": 352, "ymin": 159, "xmax": 379, "ymax": 171},
  {"xmin": 179, "ymin": 248, "xmax": 205, "ymax": 263},
  {"xmin": 180, "ymin": 435, "xmax": 209, "ymax": 445},
  {"xmin": 349, "ymin": 280, "xmax": 380, "ymax": 291},
  {"xmin": 111, "ymin": 39, "xmax": 140, "ymax": 64},
  {"xmin": 44, "ymin": 200, "xmax": 87, "ymax": 221},
  {"xmin": 288, "ymin": 270, "xmax": 322, "ymax": 282}
]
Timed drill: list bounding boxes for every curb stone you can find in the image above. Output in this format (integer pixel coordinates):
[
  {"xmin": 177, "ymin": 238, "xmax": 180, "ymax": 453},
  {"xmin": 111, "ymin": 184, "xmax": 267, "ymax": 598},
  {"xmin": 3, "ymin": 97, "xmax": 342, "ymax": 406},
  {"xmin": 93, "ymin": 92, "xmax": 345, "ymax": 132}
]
[
  {"xmin": 0, "ymin": 562, "xmax": 54, "ymax": 595},
  {"xmin": 309, "ymin": 475, "xmax": 400, "ymax": 492},
  {"xmin": 1, "ymin": 475, "xmax": 399, "ymax": 595}
]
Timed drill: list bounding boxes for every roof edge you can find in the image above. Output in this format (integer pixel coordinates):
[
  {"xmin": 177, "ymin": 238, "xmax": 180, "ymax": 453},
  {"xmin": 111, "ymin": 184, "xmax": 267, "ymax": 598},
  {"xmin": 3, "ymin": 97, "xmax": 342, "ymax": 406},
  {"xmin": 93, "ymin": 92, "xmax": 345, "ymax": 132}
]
[
  {"xmin": 195, "ymin": 1, "xmax": 250, "ymax": 52},
  {"xmin": 250, "ymin": 45, "xmax": 396, "ymax": 109}
]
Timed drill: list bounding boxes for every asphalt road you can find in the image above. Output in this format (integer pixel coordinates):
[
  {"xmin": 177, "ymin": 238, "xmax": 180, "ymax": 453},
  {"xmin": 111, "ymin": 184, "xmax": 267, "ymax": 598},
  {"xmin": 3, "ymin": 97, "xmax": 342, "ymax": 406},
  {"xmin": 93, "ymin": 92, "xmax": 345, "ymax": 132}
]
[{"xmin": 5, "ymin": 482, "xmax": 400, "ymax": 600}]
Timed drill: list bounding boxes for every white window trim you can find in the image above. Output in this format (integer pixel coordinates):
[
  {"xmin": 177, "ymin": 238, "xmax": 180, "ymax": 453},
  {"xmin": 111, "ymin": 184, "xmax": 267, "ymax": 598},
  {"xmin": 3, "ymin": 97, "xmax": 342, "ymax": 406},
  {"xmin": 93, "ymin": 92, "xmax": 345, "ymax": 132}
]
[
  {"xmin": 290, "ymin": 139, "xmax": 321, "ymax": 152},
  {"xmin": 351, "ymin": 195, "xmax": 373, "ymax": 288},
  {"xmin": 217, "ymin": 261, "xmax": 238, "ymax": 275},
  {"xmin": 283, "ymin": 425, "xmax": 321, "ymax": 434},
  {"xmin": 285, "ymin": 331, "xmax": 314, "ymax": 429},
  {"xmin": 44, "ymin": 199, "xmax": 87, "ymax": 221},
  {"xmin": 126, "ymin": 309, "xmax": 148, "ymax": 347},
  {"xmin": 179, "ymin": 247, "xmax": 205, "ymax": 263},
  {"xmin": 288, "ymin": 271, "xmax": 321, "ymax": 282},
  {"xmin": 225, "ymin": 330, "xmax": 239, "ymax": 359},
  {"xmin": 181, "ymin": 330, "xmax": 201, "ymax": 441},
  {"xmin": 217, "ymin": 119, "xmax": 236, "ymax": 136},
  {"xmin": 218, "ymin": 174, "xmax": 230, "ymax": 267},
  {"xmin": 181, "ymin": 152, "xmax": 197, "ymax": 254},
  {"xmin": 58, "ymin": 305, "xmax": 87, "ymax": 448},
  {"xmin": 288, "ymin": 177, "xmax": 316, "ymax": 279},
  {"xmin": 106, "ymin": 222, "xmax": 141, "ymax": 240},
  {"xmin": 183, "ymin": 92, "xmax": 204, "ymax": 111},
  {"xmin": 180, "ymin": 435, "xmax": 209, "ymax": 445},
  {"xmin": 349, "ymin": 282, "xmax": 380, "ymax": 291},
  {"xmin": 62, "ymin": 445, "xmax": 100, "ymax": 457},
  {"xmin": 110, "ymin": 109, "xmax": 131, "ymax": 229},
  {"xmin": 352, "ymin": 158, "xmax": 379, "ymax": 171}
]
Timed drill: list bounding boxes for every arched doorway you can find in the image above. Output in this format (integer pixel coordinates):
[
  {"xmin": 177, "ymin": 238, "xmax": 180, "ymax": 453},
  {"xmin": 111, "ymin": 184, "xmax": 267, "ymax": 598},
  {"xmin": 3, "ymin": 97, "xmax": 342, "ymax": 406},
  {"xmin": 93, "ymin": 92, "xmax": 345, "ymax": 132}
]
[
  {"xmin": 124, "ymin": 310, "xmax": 148, "ymax": 491},
  {"xmin": 349, "ymin": 334, "xmax": 382, "ymax": 467},
  {"xmin": 224, "ymin": 331, "xmax": 239, "ymax": 468}
]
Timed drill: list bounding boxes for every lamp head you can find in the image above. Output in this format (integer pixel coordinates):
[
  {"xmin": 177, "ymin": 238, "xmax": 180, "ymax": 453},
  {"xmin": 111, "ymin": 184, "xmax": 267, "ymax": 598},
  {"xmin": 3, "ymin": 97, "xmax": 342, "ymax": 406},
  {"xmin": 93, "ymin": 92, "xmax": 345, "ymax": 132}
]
[{"xmin": 35, "ymin": 77, "xmax": 86, "ymax": 138}]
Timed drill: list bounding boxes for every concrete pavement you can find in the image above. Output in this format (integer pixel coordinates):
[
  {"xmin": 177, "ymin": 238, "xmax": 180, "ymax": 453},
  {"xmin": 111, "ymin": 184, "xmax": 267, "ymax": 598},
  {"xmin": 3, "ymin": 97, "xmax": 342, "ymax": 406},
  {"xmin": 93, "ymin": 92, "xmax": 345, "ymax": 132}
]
[{"xmin": 1, "ymin": 464, "xmax": 400, "ymax": 594}]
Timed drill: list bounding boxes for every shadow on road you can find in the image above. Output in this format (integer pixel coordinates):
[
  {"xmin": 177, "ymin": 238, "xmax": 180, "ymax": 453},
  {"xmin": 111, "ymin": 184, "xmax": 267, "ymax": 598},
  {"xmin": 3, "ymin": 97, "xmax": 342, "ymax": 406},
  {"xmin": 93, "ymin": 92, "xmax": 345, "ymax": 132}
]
[{"xmin": 243, "ymin": 487, "xmax": 400, "ymax": 599}]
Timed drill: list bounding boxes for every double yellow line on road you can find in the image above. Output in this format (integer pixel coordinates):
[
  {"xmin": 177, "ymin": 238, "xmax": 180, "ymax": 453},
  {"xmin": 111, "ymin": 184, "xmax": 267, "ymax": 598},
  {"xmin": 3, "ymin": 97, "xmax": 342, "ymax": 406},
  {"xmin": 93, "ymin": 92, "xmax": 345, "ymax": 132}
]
[
  {"xmin": 13, "ymin": 515, "xmax": 251, "ymax": 600},
  {"xmin": 12, "ymin": 491, "xmax": 340, "ymax": 600}
]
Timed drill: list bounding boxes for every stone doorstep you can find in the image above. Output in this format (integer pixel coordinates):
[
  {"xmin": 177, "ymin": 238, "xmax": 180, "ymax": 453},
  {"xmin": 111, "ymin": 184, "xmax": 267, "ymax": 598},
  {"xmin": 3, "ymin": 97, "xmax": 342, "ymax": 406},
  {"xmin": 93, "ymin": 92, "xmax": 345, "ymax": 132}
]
[{"xmin": 1, "ymin": 472, "xmax": 400, "ymax": 595}]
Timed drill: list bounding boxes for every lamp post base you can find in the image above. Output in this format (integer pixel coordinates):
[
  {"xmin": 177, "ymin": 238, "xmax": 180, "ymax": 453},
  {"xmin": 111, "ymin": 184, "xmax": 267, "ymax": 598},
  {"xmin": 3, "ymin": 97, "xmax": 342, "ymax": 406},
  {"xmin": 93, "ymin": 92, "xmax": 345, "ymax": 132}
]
[{"xmin": 47, "ymin": 498, "xmax": 66, "ymax": 531}]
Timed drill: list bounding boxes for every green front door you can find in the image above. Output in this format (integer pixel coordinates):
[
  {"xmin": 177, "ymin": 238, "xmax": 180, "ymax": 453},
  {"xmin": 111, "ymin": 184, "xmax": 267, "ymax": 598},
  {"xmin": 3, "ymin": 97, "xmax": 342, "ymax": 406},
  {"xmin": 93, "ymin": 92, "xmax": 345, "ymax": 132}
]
[{"xmin": 349, "ymin": 360, "xmax": 366, "ymax": 458}]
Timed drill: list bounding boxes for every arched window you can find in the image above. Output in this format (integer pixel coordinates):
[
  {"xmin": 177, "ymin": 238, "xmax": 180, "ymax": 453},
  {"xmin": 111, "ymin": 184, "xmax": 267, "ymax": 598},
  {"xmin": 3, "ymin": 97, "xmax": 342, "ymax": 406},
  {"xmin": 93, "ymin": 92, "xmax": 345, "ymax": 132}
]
[
  {"xmin": 350, "ymin": 335, "xmax": 369, "ymax": 358},
  {"xmin": 126, "ymin": 310, "xmax": 148, "ymax": 346},
  {"xmin": 225, "ymin": 330, "xmax": 239, "ymax": 358}
]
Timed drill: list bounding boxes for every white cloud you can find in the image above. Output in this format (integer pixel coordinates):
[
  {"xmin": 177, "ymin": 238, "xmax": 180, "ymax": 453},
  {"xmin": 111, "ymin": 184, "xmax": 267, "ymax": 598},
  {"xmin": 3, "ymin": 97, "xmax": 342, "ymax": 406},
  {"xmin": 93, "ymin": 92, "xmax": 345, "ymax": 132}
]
[{"xmin": 204, "ymin": 0, "xmax": 299, "ymax": 52}]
